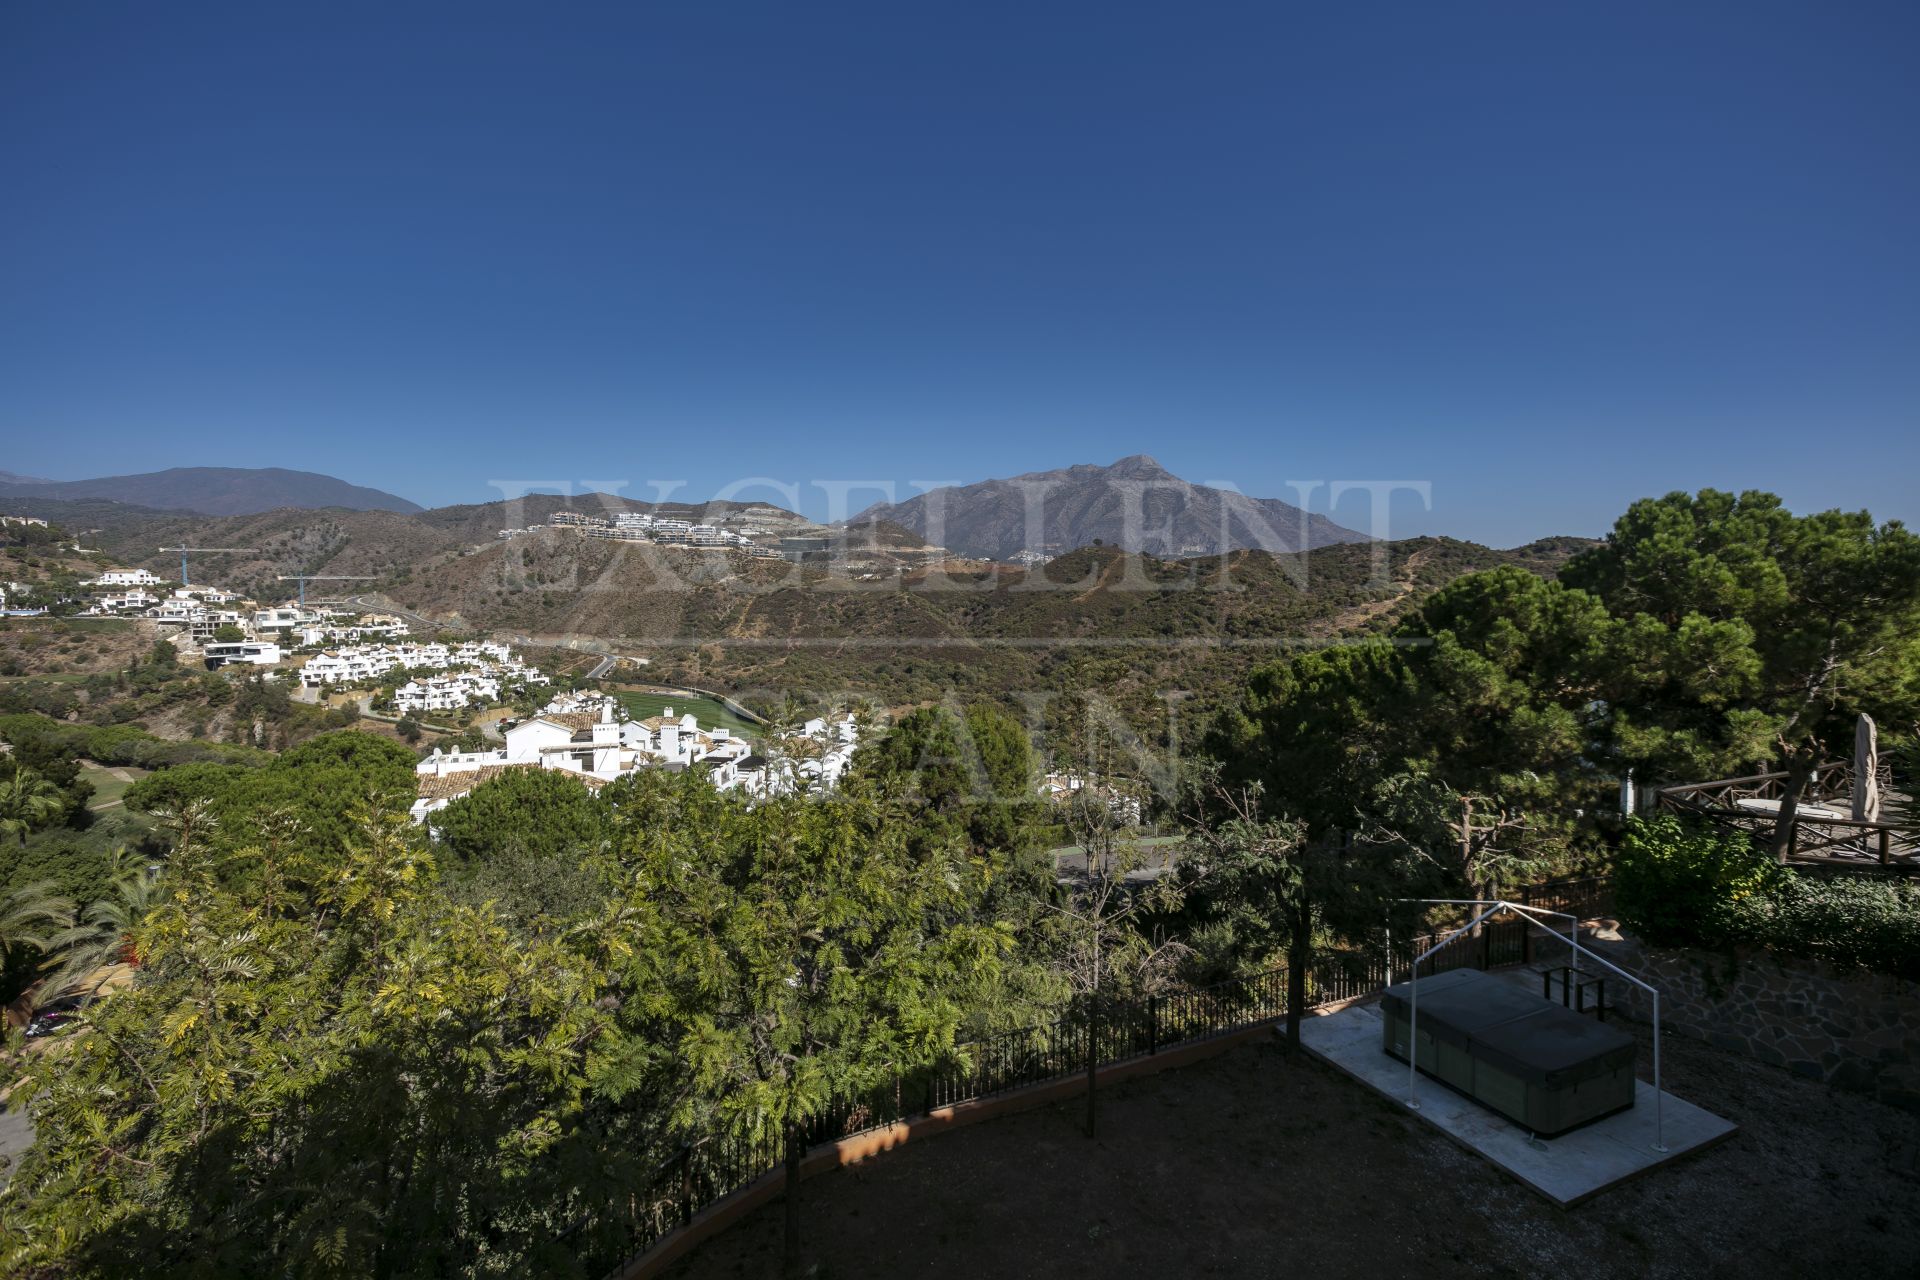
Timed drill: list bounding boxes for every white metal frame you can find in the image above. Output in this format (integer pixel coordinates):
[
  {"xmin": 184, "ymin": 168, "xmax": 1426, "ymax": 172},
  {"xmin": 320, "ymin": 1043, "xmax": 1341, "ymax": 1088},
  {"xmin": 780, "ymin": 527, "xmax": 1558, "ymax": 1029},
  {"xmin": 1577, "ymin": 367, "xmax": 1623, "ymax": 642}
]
[{"xmin": 1388, "ymin": 898, "xmax": 1666, "ymax": 1153}]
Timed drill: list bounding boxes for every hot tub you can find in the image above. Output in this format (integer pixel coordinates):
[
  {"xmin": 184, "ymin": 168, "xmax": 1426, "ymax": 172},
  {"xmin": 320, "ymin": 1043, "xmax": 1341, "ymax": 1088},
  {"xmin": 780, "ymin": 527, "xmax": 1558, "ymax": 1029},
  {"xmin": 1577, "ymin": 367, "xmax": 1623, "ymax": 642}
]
[{"xmin": 1380, "ymin": 967, "xmax": 1636, "ymax": 1137}]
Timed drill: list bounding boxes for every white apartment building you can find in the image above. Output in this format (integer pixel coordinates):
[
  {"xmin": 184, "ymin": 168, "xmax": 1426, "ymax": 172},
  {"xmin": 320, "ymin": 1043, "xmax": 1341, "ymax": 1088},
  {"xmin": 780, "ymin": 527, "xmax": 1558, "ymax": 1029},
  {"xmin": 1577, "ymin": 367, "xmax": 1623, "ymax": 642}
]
[
  {"xmin": 294, "ymin": 615, "xmax": 410, "ymax": 646},
  {"xmin": 300, "ymin": 638, "xmax": 542, "ymax": 692},
  {"xmin": 300, "ymin": 649, "xmax": 391, "ymax": 685},
  {"xmin": 393, "ymin": 673, "xmax": 501, "ymax": 712}
]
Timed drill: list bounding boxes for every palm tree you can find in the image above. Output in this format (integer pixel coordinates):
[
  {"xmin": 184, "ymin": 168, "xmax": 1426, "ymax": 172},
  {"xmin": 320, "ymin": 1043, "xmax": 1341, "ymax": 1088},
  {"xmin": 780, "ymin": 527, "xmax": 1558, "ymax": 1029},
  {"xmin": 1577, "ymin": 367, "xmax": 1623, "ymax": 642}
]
[
  {"xmin": 43, "ymin": 849, "xmax": 161, "ymax": 1004},
  {"xmin": 0, "ymin": 879, "xmax": 74, "ymax": 957},
  {"xmin": 0, "ymin": 766, "xmax": 64, "ymax": 846}
]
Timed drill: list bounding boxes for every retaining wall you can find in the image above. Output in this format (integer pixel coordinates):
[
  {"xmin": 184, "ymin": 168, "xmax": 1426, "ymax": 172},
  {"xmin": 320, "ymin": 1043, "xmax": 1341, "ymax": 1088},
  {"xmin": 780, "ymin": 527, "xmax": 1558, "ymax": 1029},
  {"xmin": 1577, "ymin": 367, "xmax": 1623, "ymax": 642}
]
[{"xmin": 1594, "ymin": 935, "xmax": 1920, "ymax": 1113}]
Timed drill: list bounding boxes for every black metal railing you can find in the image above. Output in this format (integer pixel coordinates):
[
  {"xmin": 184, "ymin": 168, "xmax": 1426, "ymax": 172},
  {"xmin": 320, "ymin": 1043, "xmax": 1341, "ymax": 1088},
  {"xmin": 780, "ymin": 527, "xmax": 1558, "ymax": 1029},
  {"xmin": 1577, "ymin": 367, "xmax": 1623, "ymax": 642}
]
[
  {"xmin": 594, "ymin": 875, "xmax": 1608, "ymax": 1275},
  {"xmin": 1517, "ymin": 874, "xmax": 1614, "ymax": 921}
]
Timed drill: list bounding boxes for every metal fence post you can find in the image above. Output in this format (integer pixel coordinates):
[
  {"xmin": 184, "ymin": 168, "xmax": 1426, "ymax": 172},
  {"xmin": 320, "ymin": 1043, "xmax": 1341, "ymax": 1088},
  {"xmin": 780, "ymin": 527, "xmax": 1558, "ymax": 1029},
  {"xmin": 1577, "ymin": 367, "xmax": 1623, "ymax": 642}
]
[
  {"xmin": 1148, "ymin": 995, "xmax": 1159, "ymax": 1055},
  {"xmin": 678, "ymin": 1145, "xmax": 693, "ymax": 1228}
]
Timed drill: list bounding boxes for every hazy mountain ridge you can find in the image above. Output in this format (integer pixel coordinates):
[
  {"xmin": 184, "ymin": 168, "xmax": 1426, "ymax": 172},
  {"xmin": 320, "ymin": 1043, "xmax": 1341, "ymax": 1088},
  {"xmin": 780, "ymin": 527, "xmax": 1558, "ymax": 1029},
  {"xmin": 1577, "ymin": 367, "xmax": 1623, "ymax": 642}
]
[
  {"xmin": 850, "ymin": 455, "xmax": 1369, "ymax": 560},
  {"xmin": 0, "ymin": 467, "xmax": 422, "ymax": 516}
]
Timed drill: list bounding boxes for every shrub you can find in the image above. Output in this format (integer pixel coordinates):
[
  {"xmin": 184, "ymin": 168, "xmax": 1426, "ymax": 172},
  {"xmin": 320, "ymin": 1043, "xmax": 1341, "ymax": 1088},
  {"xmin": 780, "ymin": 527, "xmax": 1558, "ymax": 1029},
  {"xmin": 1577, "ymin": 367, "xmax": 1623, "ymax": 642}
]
[
  {"xmin": 1613, "ymin": 813, "xmax": 1781, "ymax": 947},
  {"xmin": 1725, "ymin": 875, "xmax": 1920, "ymax": 981}
]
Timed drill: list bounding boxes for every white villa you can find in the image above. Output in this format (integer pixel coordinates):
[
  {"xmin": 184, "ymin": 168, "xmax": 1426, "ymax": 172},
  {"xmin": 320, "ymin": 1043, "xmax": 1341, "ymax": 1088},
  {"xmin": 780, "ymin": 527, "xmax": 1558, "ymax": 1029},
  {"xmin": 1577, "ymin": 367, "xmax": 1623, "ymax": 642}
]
[
  {"xmin": 410, "ymin": 696, "xmax": 861, "ymax": 822},
  {"xmin": 1039, "ymin": 771, "xmax": 1144, "ymax": 825},
  {"xmin": 90, "ymin": 589, "xmax": 161, "ymax": 613},
  {"xmin": 89, "ymin": 568, "xmax": 162, "ymax": 587},
  {"xmin": 254, "ymin": 605, "xmax": 324, "ymax": 630},
  {"xmin": 204, "ymin": 640, "xmax": 283, "ymax": 668}
]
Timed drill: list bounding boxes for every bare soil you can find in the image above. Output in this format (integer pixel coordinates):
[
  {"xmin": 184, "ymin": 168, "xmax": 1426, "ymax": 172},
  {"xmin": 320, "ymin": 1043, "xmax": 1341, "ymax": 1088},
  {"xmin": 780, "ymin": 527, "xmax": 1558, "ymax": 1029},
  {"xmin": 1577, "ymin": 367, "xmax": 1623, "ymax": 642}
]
[{"xmin": 669, "ymin": 1017, "xmax": 1920, "ymax": 1279}]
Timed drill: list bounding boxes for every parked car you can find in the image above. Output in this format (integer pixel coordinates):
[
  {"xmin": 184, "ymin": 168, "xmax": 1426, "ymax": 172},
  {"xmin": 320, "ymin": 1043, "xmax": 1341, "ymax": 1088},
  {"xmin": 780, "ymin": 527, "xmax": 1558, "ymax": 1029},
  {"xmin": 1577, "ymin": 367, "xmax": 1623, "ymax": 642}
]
[{"xmin": 24, "ymin": 997, "xmax": 84, "ymax": 1039}]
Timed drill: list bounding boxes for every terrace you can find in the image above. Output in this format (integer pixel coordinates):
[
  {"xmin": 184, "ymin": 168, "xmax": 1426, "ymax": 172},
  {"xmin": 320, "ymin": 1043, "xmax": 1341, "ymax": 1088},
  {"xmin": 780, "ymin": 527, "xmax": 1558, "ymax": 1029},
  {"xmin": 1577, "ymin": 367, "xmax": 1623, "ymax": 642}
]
[
  {"xmin": 660, "ymin": 1025, "xmax": 1918, "ymax": 1279},
  {"xmin": 1658, "ymin": 759, "xmax": 1912, "ymax": 867}
]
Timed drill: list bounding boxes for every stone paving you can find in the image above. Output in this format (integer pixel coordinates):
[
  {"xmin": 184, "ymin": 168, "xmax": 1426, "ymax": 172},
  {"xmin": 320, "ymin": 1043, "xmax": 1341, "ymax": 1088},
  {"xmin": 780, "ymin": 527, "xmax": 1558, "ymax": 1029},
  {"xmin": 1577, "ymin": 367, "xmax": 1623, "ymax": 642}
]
[{"xmin": 1301, "ymin": 999, "xmax": 1737, "ymax": 1207}]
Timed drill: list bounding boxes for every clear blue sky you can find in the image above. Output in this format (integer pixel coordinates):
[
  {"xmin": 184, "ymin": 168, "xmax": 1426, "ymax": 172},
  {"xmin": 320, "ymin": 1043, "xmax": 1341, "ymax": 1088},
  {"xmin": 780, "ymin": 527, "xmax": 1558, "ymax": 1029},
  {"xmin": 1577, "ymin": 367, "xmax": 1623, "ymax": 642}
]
[{"xmin": 2, "ymin": 2, "xmax": 1915, "ymax": 545}]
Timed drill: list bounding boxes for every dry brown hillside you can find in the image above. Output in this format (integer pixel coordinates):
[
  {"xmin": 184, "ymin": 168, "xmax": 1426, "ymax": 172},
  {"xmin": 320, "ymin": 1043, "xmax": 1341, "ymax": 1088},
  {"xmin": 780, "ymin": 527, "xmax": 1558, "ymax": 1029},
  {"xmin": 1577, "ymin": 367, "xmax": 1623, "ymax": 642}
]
[{"xmin": 388, "ymin": 532, "xmax": 1583, "ymax": 728}]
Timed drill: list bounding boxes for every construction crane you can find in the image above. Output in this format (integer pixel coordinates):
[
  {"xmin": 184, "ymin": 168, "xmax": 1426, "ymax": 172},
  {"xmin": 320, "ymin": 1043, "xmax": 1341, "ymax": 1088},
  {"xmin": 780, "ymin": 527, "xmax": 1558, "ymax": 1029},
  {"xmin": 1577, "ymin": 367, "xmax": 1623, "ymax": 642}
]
[
  {"xmin": 277, "ymin": 573, "xmax": 376, "ymax": 608},
  {"xmin": 157, "ymin": 546, "xmax": 261, "ymax": 586}
]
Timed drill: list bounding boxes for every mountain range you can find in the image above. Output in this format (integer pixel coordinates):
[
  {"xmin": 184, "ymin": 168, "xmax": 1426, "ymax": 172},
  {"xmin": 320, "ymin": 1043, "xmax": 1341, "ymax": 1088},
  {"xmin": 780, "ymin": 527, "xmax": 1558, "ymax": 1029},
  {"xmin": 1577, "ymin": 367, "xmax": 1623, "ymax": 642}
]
[
  {"xmin": 0, "ymin": 467, "xmax": 422, "ymax": 516},
  {"xmin": 851, "ymin": 455, "xmax": 1367, "ymax": 560},
  {"xmin": 1, "ymin": 459, "xmax": 1375, "ymax": 562},
  {"xmin": 3, "ymin": 464, "xmax": 1595, "ymax": 730}
]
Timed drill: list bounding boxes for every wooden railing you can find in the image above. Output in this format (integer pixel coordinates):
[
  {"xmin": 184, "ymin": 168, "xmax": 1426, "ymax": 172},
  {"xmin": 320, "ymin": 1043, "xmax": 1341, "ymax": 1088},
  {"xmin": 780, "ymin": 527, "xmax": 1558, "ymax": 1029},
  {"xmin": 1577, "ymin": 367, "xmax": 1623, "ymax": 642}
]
[{"xmin": 1657, "ymin": 762, "xmax": 1904, "ymax": 865}]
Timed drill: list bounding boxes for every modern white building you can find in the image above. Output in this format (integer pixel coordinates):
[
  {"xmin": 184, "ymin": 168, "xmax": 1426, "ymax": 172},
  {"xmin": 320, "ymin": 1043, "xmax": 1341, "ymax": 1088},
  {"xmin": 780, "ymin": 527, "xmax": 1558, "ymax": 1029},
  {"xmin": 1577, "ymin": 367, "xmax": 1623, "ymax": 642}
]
[
  {"xmin": 254, "ymin": 605, "xmax": 323, "ymax": 630},
  {"xmin": 204, "ymin": 640, "xmax": 283, "ymax": 668},
  {"xmin": 89, "ymin": 568, "xmax": 162, "ymax": 587},
  {"xmin": 91, "ymin": 589, "xmax": 161, "ymax": 613}
]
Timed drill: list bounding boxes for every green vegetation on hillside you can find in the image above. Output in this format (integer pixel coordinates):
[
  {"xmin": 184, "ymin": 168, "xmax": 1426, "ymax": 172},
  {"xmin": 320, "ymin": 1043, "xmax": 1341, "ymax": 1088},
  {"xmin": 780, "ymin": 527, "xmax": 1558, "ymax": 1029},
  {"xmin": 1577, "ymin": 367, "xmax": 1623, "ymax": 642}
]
[{"xmin": 0, "ymin": 488, "xmax": 1913, "ymax": 1278}]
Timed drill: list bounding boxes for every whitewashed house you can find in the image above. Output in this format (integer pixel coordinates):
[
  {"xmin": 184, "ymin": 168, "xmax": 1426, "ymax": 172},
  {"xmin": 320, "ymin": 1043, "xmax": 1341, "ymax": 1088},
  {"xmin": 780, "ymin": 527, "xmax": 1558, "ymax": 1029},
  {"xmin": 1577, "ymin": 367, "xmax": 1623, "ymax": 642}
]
[{"xmin": 90, "ymin": 568, "xmax": 162, "ymax": 587}]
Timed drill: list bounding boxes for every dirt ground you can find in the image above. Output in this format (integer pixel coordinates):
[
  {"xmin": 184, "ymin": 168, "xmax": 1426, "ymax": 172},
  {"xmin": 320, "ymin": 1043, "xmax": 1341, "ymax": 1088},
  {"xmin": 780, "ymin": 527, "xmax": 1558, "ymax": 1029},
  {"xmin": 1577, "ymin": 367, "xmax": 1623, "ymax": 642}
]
[{"xmin": 669, "ymin": 1016, "xmax": 1920, "ymax": 1279}]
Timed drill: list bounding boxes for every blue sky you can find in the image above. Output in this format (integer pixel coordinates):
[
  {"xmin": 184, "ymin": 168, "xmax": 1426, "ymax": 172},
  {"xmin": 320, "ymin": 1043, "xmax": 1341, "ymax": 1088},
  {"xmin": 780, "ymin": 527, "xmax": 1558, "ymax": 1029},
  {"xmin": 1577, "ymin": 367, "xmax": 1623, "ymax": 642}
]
[{"xmin": 2, "ymin": 2, "xmax": 1915, "ymax": 545}]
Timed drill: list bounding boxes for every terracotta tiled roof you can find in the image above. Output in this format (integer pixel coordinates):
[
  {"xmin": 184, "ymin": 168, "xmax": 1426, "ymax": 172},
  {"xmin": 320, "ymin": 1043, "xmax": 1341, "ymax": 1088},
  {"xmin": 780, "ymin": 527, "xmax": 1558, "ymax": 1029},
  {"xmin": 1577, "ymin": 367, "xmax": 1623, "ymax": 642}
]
[{"xmin": 416, "ymin": 763, "xmax": 607, "ymax": 801}]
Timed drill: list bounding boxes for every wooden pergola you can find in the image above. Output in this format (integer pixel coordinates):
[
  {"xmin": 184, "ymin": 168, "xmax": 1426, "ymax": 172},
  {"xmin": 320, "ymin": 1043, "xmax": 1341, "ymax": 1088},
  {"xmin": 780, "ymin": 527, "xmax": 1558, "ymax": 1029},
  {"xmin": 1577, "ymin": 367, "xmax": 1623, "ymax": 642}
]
[{"xmin": 1657, "ymin": 760, "xmax": 1911, "ymax": 867}]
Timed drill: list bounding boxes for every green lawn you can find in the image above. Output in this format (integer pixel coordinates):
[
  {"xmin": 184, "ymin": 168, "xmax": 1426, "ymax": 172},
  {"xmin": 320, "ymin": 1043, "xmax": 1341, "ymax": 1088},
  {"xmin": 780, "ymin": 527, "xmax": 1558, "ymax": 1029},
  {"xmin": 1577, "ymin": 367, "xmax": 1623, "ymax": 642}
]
[
  {"xmin": 78, "ymin": 761, "xmax": 152, "ymax": 811},
  {"xmin": 613, "ymin": 689, "xmax": 762, "ymax": 738}
]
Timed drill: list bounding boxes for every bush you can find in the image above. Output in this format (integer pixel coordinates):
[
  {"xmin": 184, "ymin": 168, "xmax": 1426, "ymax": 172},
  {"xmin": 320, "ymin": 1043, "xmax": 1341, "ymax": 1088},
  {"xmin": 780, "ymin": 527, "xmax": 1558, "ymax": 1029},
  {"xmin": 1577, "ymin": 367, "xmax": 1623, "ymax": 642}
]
[
  {"xmin": 1615, "ymin": 815, "xmax": 1920, "ymax": 979},
  {"xmin": 1613, "ymin": 813, "xmax": 1781, "ymax": 947},
  {"xmin": 1725, "ymin": 875, "xmax": 1920, "ymax": 981}
]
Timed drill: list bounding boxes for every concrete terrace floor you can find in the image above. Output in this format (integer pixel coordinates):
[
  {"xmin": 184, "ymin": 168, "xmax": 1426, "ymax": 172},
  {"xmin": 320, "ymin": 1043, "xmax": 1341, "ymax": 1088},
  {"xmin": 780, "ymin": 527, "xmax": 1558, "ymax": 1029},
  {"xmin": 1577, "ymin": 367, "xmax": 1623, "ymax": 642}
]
[{"xmin": 667, "ymin": 1019, "xmax": 1920, "ymax": 1279}]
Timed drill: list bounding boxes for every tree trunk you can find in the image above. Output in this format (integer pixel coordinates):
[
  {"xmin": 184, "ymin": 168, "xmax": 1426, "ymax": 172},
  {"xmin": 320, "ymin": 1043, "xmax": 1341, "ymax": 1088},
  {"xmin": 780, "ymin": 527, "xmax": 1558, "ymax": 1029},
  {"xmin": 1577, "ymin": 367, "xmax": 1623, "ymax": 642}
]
[
  {"xmin": 1285, "ymin": 894, "xmax": 1310, "ymax": 1048},
  {"xmin": 783, "ymin": 1120, "xmax": 802, "ymax": 1276},
  {"xmin": 1767, "ymin": 749, "xmax": 1818, "ymax": 863}
]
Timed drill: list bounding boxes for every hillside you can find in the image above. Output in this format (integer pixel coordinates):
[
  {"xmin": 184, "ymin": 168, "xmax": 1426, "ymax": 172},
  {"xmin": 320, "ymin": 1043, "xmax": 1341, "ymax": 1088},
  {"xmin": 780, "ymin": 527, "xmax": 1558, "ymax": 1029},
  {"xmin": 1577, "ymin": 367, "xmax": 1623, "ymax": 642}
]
[
  {"xmin": 850, "ymin": 455, "xmax": 1368, "ymax": 560},
  {"xmin": 90, "ymin": 507, "xmax": 466, "ymax": 602},
  {"xmin": 385, "ymin": 532, "xmax": 1577, "ymax": 730},
  {"xmin": 69, "ymin": 495, "xmax": 1591, "ymax": 730},
  {"xmin": 0, "ymin": 467, "xmax": 421, "ymax": 515}
]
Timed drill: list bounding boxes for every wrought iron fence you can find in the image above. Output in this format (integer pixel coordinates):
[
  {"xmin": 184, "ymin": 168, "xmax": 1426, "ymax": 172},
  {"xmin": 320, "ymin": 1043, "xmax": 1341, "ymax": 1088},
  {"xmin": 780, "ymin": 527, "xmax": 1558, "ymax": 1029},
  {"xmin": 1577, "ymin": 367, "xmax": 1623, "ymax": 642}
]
[
  {"xmin": 1406, "ymin": 879, "xmax": 1614, "ymax": 977},
  {"xmin": 595, "ymin": 875, "xmax": 1607, "ymax": 1275},
  {"xmin": 1516, "ymin": 874, "xmax": 1614, "ymax": 921}
]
